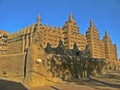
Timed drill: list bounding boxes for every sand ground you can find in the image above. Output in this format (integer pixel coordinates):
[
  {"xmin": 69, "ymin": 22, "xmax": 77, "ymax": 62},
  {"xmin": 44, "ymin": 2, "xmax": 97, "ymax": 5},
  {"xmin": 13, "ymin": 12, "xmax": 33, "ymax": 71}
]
[
  {"xmin": 29, "ymin": 71, "xmax": 120, "ymax": 90},
  {"xmin": 0, "ymin": 71, "xmax": 120, "ymax": 90}
]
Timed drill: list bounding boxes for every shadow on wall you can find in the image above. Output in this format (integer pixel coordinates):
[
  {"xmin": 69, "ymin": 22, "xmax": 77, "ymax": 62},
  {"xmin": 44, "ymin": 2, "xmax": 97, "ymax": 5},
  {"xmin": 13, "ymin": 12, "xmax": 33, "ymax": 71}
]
[{"xmin": 0, "ymin": 80, "xmax": 28, "ymax": 90}]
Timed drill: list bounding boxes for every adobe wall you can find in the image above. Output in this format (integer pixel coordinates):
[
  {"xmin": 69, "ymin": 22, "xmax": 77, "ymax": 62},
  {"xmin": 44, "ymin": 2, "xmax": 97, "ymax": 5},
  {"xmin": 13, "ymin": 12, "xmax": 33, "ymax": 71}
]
[
  {"xmin": 7, "ymin": 39, "xmax": 23, "ymax": 54},
  {"xmin": 24, "ymin": 44, "xmax": 55, "ymax": 87},
  {"xmin": 23, "ymin": 43, "xmax": 108, "ymax": 87},
  {"xmin": 0, "ymin": 53, "xmax": 26, "ymax": 83}
]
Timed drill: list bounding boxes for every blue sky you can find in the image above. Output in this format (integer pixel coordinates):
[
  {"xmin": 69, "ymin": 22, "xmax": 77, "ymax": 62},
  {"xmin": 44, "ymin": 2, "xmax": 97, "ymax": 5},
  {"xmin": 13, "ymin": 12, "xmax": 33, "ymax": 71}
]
[{"xmin": 0, "ymin": 0, "xmax": 120, "ymax": 59}]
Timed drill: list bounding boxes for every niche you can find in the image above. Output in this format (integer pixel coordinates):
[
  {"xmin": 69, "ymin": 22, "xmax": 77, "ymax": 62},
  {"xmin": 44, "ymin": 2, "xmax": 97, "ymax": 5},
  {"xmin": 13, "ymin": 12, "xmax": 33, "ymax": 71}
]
[{"xmin": 76, "ymin": 52, "xmax": 79, "ymax": 56}]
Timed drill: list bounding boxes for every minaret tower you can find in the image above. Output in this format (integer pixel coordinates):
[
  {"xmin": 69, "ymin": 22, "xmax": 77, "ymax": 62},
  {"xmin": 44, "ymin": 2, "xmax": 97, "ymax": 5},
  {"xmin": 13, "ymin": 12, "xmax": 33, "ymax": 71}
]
[
  {"xmin": 62, "ymin": 13, "xmax": 79, "ymax": 49},
  {"xmin": 86, "ymin": 20, "xmax": 100, "ymax": 58},
  {"xmin": 103, "ymin": 30, "xmax": 111, "ymax": 59}
]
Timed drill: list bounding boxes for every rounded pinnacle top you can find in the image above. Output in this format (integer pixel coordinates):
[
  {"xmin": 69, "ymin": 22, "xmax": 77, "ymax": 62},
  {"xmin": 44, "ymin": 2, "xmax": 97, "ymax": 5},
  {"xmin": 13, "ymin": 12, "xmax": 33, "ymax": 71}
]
[
  {"xmin": 68, "ymin": 13, "xmax": 76, "ymax": 24},
  {"xmin": 37, "ymin": 14, "xmax": 41, "ymax": 24},
  {"xmin": 38, "ymin": 14, "xmax": 40, "ymax": 20},
  {"xmin": 105, "ymin": 30, "xmax": 109, "ymax": 36},
  {"xmin": 90, "ymin": 19, "xmax": 94, "ymax": 26},
  {"xmin": 69, "ymin": 13, "xmax": 73, "ymax": 21}
]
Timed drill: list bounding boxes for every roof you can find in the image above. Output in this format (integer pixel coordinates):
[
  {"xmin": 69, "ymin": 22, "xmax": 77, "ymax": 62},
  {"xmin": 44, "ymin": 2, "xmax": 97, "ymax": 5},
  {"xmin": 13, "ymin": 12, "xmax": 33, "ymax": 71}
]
[{"xmin": 0, "ymin": 30, "xmax": 9, "ymax": 35}]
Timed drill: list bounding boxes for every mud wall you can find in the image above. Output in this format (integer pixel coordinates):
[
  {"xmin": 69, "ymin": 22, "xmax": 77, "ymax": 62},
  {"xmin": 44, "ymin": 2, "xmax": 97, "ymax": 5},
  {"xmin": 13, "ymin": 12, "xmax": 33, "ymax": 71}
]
[
  {"xmin": 0, "ymin": 53, "xmax": 25, "ymax": 82},
  {"xmin": 7, "ymin": 40, "xmax": 23, "ymax": 54}
]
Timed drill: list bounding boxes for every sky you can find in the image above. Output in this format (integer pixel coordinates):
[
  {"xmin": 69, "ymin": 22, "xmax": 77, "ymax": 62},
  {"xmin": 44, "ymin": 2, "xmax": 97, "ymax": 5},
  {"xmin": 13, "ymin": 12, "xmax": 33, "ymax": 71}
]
[{"xmin": 0, "ymin": 0, "xmax": 120, "ymax": 59}]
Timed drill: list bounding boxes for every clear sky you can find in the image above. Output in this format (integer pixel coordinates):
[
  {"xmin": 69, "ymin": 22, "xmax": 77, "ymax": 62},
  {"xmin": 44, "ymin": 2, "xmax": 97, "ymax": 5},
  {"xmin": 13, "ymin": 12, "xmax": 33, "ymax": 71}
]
[{"xmin": 0, "ymin": 0, "xmax": 120, "ymax": 59}]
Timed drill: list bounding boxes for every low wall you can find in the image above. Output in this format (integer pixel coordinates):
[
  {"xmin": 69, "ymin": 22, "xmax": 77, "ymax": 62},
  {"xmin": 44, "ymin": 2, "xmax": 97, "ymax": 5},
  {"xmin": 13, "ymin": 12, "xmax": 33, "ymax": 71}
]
[
  {"xmin": 45, "ymin": 55, "xmax": 108, "ymax": 79},
  {"xmin": 0, "ymin": 53, "xmax": 25, "ymax": 83}
]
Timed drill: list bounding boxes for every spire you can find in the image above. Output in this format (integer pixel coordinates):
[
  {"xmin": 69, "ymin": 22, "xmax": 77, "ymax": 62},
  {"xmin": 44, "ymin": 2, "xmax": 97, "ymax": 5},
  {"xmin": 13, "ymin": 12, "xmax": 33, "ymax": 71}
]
[
  {"xmin": 45, "ymin": 24, "xmax": 49, "ymax": 29},
  {"xmin": 37, "ymin": 14, "xmax": 41, "ymax": 24},
  {"xmin": 69, "ymin": 13, "xmax": 73, "ymax": 21},
  {"xmin": 46, "ymin": 23, "xmax": 48, "ymax": 27},
  {"xmin": 105, "ymin": 30, "xmax": 109, "ymax": 36},
  {"xmin": 90, "ymin": 19, "xmax": 94, "ymax": 26}
]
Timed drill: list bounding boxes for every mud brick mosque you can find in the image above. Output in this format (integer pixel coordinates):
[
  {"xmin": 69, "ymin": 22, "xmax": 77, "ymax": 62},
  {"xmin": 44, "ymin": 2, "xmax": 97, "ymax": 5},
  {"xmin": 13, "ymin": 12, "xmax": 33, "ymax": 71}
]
[{"xmin": 0, "ymin": 13, "xmax": 119, "ymax": 86}]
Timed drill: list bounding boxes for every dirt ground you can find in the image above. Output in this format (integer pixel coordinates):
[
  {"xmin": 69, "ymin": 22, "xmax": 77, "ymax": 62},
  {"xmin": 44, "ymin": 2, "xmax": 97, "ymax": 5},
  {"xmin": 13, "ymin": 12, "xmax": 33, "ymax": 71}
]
[
  {"xmin": 29, "ymin": 84, "xmax": 95, "ymax": 90},
  {"xmin": 0, "ymin": 71, "xmax": 120, "ymax": 90},
  {"xmin": 29, "ymin": 71, "xmax": 120, "ymax": 90}
]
